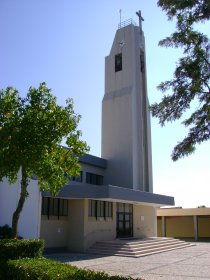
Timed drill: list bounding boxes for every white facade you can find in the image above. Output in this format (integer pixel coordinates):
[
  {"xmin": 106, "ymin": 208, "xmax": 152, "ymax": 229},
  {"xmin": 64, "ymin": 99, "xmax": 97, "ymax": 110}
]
[
  {"xmin": 0, "ymin": 19, "xmax": 174, "ymax": 251},
  {"xmin": 0, "ymin": 176, "xmax": 41, "ymax": 239},
  {"xmin": 102, "ymin": 23, "xmax": 153, "ymax": 192}
]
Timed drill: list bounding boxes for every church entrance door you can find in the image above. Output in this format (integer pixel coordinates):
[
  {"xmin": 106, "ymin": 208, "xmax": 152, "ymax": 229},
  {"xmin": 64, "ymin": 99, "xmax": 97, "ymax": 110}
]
[{"xmin": 116, "ymin": 203, "xmax": 133, "ymax": 238}]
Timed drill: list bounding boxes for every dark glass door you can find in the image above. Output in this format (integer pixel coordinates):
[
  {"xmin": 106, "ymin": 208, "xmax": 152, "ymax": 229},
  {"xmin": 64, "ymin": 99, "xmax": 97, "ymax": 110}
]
[{"xmin": 116, "ymin": 203, "xmax": 133, "ymax": 238}]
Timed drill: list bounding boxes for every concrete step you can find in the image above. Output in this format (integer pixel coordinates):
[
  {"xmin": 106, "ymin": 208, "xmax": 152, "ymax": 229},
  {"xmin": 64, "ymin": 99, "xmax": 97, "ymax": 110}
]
[
  {"xmin": 88, "ymin": 242, "xmax": 191, "ymax": 254},
  {"xmin": 135, "ymin": 244, "xmax": 193, "ymax": 257},
  {"xmin": 94, "ymin": 238, "xmax": 187, "ymax": 250},
  {"xmin": 87, "ymin": 238, "xmax": 194, "ymax": 258}
]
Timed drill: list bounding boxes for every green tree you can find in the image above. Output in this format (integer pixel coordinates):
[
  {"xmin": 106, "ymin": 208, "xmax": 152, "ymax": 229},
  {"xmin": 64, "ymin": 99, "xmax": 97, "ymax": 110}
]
[
  {"xmin": 150, "ymin": 0, "xmax": 210, "ymax": 161},
  {"xmin": 0, "ymin": 83, "xmax": 89, "ymax": 237}
]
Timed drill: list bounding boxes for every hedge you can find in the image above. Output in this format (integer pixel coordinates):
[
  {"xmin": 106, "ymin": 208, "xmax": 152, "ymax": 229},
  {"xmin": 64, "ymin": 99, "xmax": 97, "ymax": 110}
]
[
  {"xmin": 7, "ymin": 258, "xmax": 144, "ymax": 280},
  {"xmin": 0, "ymin": 239, "xmax": 45, "ymax": 279},
  {"xmin": 0, "ymin": 225, "xmax": 12, "ymax": 239},
  {"xmin": 0, "ymin": 239, "xmax": 44, "ymax": 261}
]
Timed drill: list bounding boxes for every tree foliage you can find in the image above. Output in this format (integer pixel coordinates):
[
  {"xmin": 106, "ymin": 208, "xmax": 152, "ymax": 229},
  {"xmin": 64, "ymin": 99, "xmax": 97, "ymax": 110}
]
[
  {"xmin": 0, "ymin": 83, "xmax": 89, "ymax": 237},
  {"xmin": 150, "ymin": 0, "xmax": 210, "ymax": 161}
]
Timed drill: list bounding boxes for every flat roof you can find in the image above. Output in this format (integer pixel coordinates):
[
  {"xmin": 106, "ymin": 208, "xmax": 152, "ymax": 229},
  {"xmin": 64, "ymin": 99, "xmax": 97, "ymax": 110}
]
[
  {"xmin": 157, "ymin": 207, "xmax": 210, "ymax": 216},
  {"xmin": 43, "ymin": 183, "xmax": 174, "ymax": 207},
  {"xmin": 79, "ymin": 154, "xmax": 107, "ymax": 169}
]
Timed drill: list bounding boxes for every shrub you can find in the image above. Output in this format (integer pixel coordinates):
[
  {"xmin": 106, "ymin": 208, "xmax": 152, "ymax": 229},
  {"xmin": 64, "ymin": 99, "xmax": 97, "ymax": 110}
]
[
  {"xmin": 0, "ymin": 238, "xmax": 44, "ymax": 261},
  {"xmin": 0, "ymin": 239, "xmax": 45, "ymax": 279},
  {"xmin": 7, "ymin": 258, "xmax": 143, "ymax": 280},
  {"xmin": 0, "ymin": 224, "xmax": 12, "ymax": 239}
]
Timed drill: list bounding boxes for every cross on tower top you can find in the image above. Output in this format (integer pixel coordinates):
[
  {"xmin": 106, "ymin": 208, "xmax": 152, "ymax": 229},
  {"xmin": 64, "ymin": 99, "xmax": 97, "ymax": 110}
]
[{"xmin": 136, "ymin": 10, "xmax": 144, "ymax": 32}]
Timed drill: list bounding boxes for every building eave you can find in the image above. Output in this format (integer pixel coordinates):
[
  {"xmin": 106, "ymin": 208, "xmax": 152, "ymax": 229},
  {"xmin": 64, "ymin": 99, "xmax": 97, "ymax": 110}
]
[
  {"xmin": 42, "ymin": 183, "xmax": 174, "ymax": 207},
  {"xmin": 79, "ymin": 154, "xmax": 107, "ymax": 169}
]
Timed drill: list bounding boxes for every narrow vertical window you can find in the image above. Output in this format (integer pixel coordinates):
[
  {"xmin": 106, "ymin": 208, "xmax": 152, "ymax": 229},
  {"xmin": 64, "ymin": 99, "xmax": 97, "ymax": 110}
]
[
  {"xmin": 115, "ymin": 53, "xmax": 122, "ymax": 72},
  {"xmin": 140, "ymin": 52, "xmax": 144, "ymax": 72},
  {"xmin": 88, "ymin": 200, "xmax": 96, "ymax": 217},
  {"xmin": 41, "ymin": 197, "xmax": 48, "ymax": 215},
  {"xmin": 97, "ymin": 201, "xmax": 105, "ymax": 217},
  {"xmin": 105, "ymin": 201, "xmax": 113, "ymax": 217}
]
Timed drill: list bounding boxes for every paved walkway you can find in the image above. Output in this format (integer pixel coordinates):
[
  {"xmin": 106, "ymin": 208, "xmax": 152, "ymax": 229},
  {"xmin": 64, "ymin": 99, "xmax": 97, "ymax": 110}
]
[{"xmin": 47, "ymin": 242, "xmax": 210, "ymax": 280}]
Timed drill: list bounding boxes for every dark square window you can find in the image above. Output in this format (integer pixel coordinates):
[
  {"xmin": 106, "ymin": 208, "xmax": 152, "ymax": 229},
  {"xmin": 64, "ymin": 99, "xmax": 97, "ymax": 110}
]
[
  {"xmin": 86, "ymin": 172, "xmax": 103, "ymax": 185},
  {"xmin": 88, "ymin": 200, "xmax": 113, "ymax": 219},
  {"xmin": 115, "ymin": 53, "xmax": 122, "ymax": 72},
  {"xmin": 41, "ymin": 197, "xmax": 68, "ymax": 218}
]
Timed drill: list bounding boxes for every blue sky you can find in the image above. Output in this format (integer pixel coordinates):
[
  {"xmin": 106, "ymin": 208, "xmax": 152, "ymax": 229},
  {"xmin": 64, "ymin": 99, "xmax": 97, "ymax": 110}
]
[{"xmin": 1, "ymin": 0, "xmax": 209, "ymax": 208}]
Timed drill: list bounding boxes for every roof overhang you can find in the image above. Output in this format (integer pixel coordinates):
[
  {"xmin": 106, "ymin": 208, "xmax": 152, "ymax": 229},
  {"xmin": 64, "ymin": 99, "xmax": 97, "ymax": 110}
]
[
  {"xmin": 42, "ymin": 183, "xmax": 174, "ymax": 207},
  {"xmin": 79, "ymin": 154, "xmax": 107, "ymax": 169}
]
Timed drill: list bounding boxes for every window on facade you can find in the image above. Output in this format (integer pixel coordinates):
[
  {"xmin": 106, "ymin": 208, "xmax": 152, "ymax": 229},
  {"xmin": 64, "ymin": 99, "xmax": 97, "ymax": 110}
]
[
  {"xmin": 88, "ymin": 199, "xmax": 96, "ymax": 217},
  {"xmin": 117, "ymin": 203, "xmax": 133, "ymax": 213},
  {"xmin": 97, "ymin": 201, "xmax": 105, "ymax": 217},
  {"xmin": 115, "ymin": 53, "xmax": 122, "ymax": 72},
  {"xmin": 41, "ymin": 197, "xmax": 49, "ymax": 215},
  {"xmin": 86, "ymin": 172, "xmax": 103, "ymax": 185},
  {"xmin": 69, "ymin": 171, "xmax": 83, "ymax": 182},
  {"xmin": 41, "ymin": 197, "xmax": 68, "ymax": 218},
  {"xmin": 59, "ymin": 199, "xmax": 68, "ymax": 216},
  {"xmin": 88, "ymin": 200, "xmax": 113, "ymax": 219},
  {"xmin": 105, "ymin": 201, "xmax": 113, "ymax": 217},
  {"xmin": 49, "ymin": 198, "xmax": 58, "ymax": 216},
  {"xmin": 140, "ymin": 52, "xmax": 144, "ymax": 72}
]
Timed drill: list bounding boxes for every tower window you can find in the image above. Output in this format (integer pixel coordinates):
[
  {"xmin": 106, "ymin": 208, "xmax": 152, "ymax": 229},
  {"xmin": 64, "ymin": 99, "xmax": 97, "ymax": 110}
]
[
  {"xmin": 140, "ymin": 52, "xmax": 144, "ymax": 72},
  {"xmin": 115, "ymin": 53, "xmax": 122, "ymax": 72}
]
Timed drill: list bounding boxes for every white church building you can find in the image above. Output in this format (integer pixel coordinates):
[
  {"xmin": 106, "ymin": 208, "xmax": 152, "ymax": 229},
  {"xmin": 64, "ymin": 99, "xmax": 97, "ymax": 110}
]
[{"xmin": 0, "ymin": 17, "xmax": 174, "ymax": 252}]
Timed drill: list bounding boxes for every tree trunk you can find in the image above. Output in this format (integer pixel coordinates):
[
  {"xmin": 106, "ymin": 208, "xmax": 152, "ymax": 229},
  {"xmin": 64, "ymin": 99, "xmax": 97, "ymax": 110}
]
[{"xmin": 11, "ymin": 167, "xmax": 29, "ymax": 238}]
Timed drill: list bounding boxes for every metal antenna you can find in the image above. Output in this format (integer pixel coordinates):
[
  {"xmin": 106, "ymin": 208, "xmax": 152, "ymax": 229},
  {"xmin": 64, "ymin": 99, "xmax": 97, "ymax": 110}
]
[{"xmin": 119, "ymin": 9, "xmax": 122, "ymax": 28}]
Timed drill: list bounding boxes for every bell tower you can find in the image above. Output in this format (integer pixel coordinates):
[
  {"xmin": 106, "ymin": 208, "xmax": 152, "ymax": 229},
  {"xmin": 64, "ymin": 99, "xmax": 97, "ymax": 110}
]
[{"xmin": 102, "ymin": 14, "xmax": 153, "ymax": 192}]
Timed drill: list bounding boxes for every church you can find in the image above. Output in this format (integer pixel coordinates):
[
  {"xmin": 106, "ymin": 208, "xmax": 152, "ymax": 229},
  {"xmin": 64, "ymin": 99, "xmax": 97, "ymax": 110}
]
[{"xmin": 0, "ymin": 16, "xmax": 174, "ymax": 252}]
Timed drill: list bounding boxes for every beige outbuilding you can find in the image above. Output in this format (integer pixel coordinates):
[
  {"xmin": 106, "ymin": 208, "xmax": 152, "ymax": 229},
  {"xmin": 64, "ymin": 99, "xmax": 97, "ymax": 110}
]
[{"xmin": 157, "ymin": 207, "xmax": 210, "ymax": 241}]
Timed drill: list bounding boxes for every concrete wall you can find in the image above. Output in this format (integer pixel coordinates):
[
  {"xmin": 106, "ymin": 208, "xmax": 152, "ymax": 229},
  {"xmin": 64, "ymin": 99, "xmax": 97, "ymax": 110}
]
[
  {"xmin": 68, "ymin": 199, "xmax": 85, "ymax": 252},
  {"xmin": 40, "ymin": 215, "xmax": 69, "ymax": 248},
  {"xmin": 102, "ymin": 24, "xmax": 153, "ymax": 193},
  {"xmin": 40, "ymin": 199, "xmax": 159, "ymax": 252},
  {"xmin": 0, "ymin": 178, "xmax": 20, "ymax": 227},
  {"xmin": 41, "ymin": 199, "xmax": 86, "ymax": 251},
  {"xmin": 0, "ymin": 176, "xmax": 41, "ymax": 238},
  {"xmin": 40, "ymin": 199, "xmax": 85, "ymax": 251},
  {"xmin": 84, "ymin": 200, "xmax": 116, "ymax": 251},
  {"xmin": 84, "ymin": 201, "xmax": 158, "ymax": 250},
  {"xmin": 102, "ymin": 90, "xmax": 133, "ymax": 188},
  {"xmin": 133, "ymin": 204, "xmax": 157, "ymax": 238},
  {"xmin": 80, "ymin": 163, "xmax": 106, "ymax": 183},
  {"xmin": 40, "ymin": 199, "xmax": 116, "ymax": 252}
]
